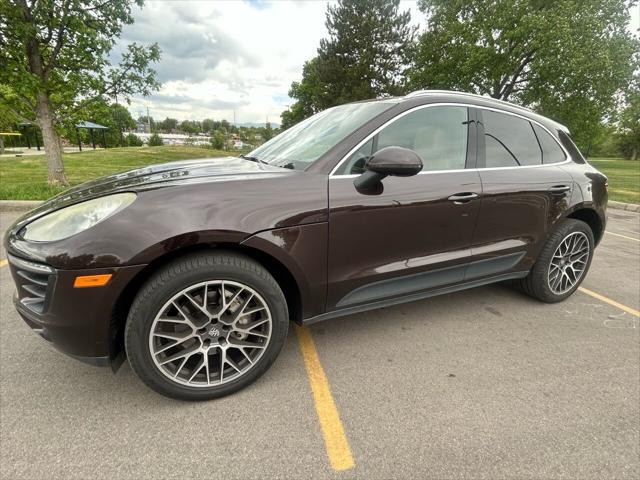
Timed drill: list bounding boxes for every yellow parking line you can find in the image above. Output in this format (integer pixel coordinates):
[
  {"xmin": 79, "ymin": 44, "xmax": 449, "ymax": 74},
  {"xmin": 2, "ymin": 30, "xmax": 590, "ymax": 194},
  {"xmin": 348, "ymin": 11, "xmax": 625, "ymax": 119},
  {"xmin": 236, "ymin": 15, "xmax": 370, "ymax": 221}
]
[
  {"xmin": 605, "ymin": 231, "xmax": 639, "ymax": 242},
  {"xmin": 295, "ymin": 325, "xmax": 354, "ymax": 472},
  {"xmin": 0, "ymin": 259, "xmax": 7, "ymax": 268},
  {"xmin": 578, "ymin": 287, "xmax": 639, "ymax": 317}
]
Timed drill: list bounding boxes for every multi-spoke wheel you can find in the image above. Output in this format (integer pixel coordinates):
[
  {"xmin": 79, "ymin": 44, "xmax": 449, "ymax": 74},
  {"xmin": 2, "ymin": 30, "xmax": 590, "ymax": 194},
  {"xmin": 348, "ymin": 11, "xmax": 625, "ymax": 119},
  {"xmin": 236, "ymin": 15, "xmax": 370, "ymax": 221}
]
[
  {"xmin": 520, "ymin": 219, "xmax": 594, "ymax": 303},
  {"xmin": 125, "ymin": 252, "xmax": 288, "ymax": 400},
  {"xmin": 547, "ymin": 232, "xmax": 590, "ymax": 295}
]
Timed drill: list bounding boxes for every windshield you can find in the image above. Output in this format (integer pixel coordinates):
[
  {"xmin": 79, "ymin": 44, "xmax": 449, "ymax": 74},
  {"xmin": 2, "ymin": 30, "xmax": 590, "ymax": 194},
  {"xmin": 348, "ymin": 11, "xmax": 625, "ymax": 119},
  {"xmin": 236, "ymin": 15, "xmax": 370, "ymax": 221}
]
[{"xmin": 248, "ymin": 100, "xmax": 396, "ymax": 170}]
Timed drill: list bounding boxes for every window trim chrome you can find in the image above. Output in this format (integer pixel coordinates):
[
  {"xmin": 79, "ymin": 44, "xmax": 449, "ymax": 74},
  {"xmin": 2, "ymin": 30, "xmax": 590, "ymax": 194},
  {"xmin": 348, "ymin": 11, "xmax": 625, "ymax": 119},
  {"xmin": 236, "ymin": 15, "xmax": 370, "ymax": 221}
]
[{"xmin": 329, "ymin": 102, "xmax": 572, "ymax": 177}]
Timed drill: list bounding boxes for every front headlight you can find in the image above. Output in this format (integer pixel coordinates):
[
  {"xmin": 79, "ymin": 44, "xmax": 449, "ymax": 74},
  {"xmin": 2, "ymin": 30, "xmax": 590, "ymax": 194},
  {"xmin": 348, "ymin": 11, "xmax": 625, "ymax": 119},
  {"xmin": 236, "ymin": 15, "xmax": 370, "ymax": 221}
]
[{"xmin": 22, "ymin": 192, "xmax": 137, "ymax": 242}]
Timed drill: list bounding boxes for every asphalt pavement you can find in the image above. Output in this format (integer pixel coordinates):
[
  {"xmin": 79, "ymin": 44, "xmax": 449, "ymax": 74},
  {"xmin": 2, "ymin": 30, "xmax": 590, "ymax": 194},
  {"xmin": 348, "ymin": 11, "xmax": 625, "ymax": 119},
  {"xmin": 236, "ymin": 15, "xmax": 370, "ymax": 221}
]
[{"xmin": 0, "ymin": 209, "xmax": 638, "ymax": 480}]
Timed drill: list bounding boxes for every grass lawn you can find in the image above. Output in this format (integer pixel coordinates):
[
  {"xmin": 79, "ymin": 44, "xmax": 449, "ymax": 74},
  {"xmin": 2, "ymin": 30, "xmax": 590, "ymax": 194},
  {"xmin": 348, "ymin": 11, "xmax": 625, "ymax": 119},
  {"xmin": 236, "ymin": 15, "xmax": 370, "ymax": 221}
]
[
  {"xmin": 588, "ymin": 158, "xmax": 640, "ymax": 204},
  {"xmin": 0, "ymin": 146, "xmax": 229, "ymax": 200}
]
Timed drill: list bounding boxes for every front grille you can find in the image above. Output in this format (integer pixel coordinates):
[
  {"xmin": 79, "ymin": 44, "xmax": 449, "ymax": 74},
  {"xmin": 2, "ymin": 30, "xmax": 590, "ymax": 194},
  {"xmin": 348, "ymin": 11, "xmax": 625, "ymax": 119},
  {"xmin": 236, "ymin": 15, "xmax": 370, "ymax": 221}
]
[{"xmin": 8, "ymin": 254, "xmax": 55, "ymax": 314}]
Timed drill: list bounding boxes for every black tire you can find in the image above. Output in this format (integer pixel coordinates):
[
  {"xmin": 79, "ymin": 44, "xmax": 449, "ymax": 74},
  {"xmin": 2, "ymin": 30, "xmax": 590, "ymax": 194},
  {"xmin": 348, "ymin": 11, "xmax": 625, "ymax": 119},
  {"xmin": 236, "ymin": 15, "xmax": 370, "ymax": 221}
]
[
  {"xmin": 125, "ymin": 251, "xmax": 289, "ymax": 401},
  {"xmin": 520, "ymin": 219, "xmax": 594, "ymax": 303}
]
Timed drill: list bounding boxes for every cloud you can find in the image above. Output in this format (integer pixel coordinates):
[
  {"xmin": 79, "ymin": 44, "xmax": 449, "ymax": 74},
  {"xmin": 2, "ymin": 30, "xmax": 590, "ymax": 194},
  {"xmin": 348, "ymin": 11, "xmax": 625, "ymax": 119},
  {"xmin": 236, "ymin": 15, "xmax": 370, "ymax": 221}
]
[{"xmin": 115, "ymin": 1, "xmax": 423, "ymax": 124}]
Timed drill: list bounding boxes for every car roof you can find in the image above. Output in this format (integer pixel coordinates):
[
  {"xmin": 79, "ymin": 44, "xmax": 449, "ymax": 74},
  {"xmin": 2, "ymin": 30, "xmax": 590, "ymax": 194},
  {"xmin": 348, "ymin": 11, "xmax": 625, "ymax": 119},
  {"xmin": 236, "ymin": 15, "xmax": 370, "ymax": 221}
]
[{"xmin": 400, "ymin": 90, "xmax": 570, "ymax": 133}]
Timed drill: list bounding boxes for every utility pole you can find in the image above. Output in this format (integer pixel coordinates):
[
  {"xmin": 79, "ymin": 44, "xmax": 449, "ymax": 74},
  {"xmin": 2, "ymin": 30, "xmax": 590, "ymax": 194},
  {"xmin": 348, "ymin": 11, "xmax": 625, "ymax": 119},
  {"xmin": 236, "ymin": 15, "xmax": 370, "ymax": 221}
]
[{"xmin": 146, "ymin": 106, "xmax": 151, "ymax": 133}]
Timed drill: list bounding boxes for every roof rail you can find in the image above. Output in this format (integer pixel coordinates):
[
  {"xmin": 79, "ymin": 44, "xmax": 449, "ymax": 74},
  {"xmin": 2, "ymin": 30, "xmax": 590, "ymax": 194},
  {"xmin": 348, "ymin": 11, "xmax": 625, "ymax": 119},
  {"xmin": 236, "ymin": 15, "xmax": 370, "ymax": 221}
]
[{"xmin": 405, "ymin": 89, "xmax": 535, "ymax": 113}]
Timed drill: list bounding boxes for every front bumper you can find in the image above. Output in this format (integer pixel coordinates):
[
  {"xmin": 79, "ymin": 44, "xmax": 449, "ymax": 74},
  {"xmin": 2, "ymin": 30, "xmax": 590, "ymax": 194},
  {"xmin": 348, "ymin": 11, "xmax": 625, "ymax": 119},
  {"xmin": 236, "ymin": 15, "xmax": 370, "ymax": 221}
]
[{"xmin": 7, "ymin": 254, "xmax": 145, "ymax": 367}]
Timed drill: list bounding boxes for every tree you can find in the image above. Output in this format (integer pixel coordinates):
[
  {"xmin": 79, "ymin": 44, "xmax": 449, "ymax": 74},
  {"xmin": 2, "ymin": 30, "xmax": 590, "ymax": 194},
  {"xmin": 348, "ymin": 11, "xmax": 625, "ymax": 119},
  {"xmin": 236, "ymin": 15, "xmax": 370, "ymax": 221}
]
[
  {"xmin": 180, "ymin": 120, "xmax": 201, "ymax": 135},
  {"xmin": 60, "ymin": 101, "xmax": 135, "ymax": 147},
  {"xmin": 201, "ymin": 118, "xmax": 216, "ymax": 133},
  {"xmin": 617, "ymin": 86, "xmax": 640, "ymax": 161},
  {"xmin": 282, "ymin": 0, "xmax": 415, "ymax": 127},
  {"xmin": 158, "ymin": 117, "xmax": 178, "ymax": 133},
  {"xmin": 408, "ymin": 0, "xmax": 639, "ymax": 150},
  {"xmin": 0, "ymin": 0, "xmax": 160, "ymax": 185},
  {"xmin": 210, "ymin": 131, "xmax": 225, "ymax": 150}
]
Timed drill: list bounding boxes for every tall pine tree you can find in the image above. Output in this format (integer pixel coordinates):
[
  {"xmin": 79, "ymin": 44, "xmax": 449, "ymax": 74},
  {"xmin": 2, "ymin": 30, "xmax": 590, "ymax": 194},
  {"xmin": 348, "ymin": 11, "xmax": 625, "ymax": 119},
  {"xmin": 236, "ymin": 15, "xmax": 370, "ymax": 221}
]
[{"xmin": 282, "ymin": 0, "xmax": 415, "ymax": 128}]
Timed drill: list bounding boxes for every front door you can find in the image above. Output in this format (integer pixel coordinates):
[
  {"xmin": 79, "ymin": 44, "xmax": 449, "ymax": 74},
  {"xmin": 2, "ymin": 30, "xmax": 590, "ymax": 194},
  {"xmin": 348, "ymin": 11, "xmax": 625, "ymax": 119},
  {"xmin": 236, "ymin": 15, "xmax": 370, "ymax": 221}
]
[{"xmin": 326, "ymin": 105, "xmax": 482, "ymax": 311}]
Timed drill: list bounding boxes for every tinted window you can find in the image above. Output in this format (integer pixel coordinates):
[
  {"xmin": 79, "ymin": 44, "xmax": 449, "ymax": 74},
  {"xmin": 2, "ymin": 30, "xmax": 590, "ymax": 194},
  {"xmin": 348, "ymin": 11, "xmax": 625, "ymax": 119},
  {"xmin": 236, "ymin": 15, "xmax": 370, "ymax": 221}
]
[
  {"xmin": 558, "ymin": 131, "xmax": 585, "ymax": 163},
  {"xmin": 373, "ymin": 106, "xmax": 468, "ymax": 171},
  {"xmin": 482, "ymin": 110, "xmax": 541, "ymax": 167},
  {"xmin": 533, "ymin": 124, "xmax": 566, "ymax": 164}
]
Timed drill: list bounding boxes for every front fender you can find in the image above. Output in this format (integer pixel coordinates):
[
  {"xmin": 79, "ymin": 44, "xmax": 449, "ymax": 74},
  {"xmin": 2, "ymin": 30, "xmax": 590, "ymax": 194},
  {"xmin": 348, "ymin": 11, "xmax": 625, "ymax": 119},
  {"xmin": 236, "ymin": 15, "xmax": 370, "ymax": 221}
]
[{"xmin": 241, "ymin": 223, "xmax": 328, "ymax": 319}]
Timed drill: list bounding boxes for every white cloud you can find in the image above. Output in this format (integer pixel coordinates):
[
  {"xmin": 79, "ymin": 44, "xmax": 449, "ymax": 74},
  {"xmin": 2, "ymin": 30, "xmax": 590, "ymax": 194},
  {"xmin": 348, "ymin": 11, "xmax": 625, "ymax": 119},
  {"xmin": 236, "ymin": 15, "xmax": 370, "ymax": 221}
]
[
  {"xmin": 118, "ymin": 0, "xmax": 331, "ymax": 124},
  {"xmin": 117, "ymin": 0, "xmax": 423, "ymax": 125}
]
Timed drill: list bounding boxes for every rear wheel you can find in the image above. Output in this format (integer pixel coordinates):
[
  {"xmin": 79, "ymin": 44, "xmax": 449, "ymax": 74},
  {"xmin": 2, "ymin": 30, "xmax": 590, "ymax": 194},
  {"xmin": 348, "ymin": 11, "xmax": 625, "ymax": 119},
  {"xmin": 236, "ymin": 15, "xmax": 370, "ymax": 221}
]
[
  {"xmin": 125, "ymin": 251, "xmax": 288, "ymax": 400},
  {"xmin": 520, "ymin": 219, "xmax": 594, "ymax": 303}
]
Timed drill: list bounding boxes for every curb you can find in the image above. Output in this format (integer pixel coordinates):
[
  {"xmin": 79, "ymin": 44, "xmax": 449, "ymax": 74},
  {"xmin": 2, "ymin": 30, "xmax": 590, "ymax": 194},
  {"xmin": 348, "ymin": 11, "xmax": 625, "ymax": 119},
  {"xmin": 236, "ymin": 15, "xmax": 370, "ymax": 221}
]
[
  {"xmin": 608, "ymin": 201, "xmax": 640, "ymax": 213},
  {"xmin": 0, "ymin": 200, "xmax": 43, "ymax": 212},
  {"xmin": 0, "ymin": 199, "xmax": 639, "ymax": 213}
]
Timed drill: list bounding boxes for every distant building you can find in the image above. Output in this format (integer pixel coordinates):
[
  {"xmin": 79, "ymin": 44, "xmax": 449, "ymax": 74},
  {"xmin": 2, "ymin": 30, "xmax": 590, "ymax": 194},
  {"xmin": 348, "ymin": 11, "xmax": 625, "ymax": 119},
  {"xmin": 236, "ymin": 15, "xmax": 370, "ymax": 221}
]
[{"xmin": 136, "ymin": 122, "xmax": 150, "ymax": 134}]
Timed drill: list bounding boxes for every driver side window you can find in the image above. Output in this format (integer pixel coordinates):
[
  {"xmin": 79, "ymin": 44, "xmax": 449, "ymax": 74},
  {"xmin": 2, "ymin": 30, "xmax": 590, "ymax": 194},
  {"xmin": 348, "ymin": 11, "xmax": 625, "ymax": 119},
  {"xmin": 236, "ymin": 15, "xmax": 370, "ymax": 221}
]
[{"xmin": 337, "ymin": 106, "xmax": 469, "ymax": 175}]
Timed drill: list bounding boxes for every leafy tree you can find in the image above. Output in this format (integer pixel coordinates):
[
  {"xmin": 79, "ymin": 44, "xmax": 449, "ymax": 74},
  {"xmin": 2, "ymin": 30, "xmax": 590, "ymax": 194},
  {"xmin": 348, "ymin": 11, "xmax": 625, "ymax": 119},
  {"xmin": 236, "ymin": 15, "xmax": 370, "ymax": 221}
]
[
  {"xmin": 59, "ymin": 101, "xmax": 135, "ymax": 147},
  {"xmin": 408, "ymin": 0, "xmax": 639, "ymax": 150},
  {"xmin": 201, "ymin": 118, "xmax": 216, "ymax": 133},
  {"xmin": 263, "ymin": 122, "xmax": 273, "ymax": 141},
  {"xmin": 616, "ymin": 86, "xmax": 640, "ymax": 160},
  {"xmin": 210, "ymin": 130, "xmax": 225, "ymax": 150},
  {"xmin": 0, "ymin": 0, "xmax": 161, "ymax": 185},
  {"xmin": 282, "ymin": 0, "xmax": 415, "ymax": 128},
  {"xmin": 180, "ymin": 120, "xmax": 201, "ymax": 135},
  {"xmin": 158, "ymin": 117, "xmax": 178, "ymax": 132},
  {"xmin": 147, "ymin": 132, "xmax": 163, "ymax": 146}
]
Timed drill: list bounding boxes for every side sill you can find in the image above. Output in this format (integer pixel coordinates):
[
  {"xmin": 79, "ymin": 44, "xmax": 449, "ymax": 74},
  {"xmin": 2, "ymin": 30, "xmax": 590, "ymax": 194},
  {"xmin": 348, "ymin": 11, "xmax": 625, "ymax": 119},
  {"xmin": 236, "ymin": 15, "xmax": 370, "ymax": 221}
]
[{"xmin": 303, "ymin": 271, "xmax": 529, "ymax": 325}]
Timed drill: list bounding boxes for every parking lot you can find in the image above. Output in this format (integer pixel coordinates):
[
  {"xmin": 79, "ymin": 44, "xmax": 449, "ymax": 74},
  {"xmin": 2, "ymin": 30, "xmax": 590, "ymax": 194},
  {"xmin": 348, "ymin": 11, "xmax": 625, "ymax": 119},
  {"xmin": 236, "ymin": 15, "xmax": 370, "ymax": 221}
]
[{"xmin": 1, "ymin": 209, "xmax": 638, "ymax": 479}]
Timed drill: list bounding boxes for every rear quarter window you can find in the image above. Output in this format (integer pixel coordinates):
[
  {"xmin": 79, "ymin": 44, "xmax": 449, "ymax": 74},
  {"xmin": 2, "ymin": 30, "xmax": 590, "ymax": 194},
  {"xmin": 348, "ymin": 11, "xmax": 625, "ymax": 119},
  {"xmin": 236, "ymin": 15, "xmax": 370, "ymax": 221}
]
[{"xmin": 533, "ymin": 124, "xmax": 566, "ymax": 164}]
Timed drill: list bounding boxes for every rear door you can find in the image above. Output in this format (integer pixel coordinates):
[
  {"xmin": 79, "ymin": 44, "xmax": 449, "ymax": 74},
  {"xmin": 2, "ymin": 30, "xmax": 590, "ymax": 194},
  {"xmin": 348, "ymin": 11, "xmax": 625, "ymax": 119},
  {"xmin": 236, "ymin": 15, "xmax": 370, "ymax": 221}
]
[{"xmin": 470, "ymin": 107, "xmax": 573, "ymax": 279}]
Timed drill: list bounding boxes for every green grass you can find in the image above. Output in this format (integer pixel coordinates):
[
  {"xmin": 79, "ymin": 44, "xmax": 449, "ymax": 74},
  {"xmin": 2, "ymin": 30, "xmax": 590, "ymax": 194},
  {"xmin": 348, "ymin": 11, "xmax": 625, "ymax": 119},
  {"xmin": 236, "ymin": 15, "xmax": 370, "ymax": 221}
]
[
  {"xmin": 0, "ymin": 146, "xmax": 229, "ymax": 200},
  {"xmin": 588, "ymin": 157, "xmax": 640, "ymax": 204}
]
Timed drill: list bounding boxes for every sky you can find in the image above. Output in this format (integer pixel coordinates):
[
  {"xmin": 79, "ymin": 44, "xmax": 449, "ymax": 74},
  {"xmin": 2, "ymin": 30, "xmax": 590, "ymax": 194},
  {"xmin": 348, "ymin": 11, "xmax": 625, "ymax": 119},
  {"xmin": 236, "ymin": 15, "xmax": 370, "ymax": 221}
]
[{"xmin": 115, "ymin": 0, "xmax": 640, "ymax": 126}]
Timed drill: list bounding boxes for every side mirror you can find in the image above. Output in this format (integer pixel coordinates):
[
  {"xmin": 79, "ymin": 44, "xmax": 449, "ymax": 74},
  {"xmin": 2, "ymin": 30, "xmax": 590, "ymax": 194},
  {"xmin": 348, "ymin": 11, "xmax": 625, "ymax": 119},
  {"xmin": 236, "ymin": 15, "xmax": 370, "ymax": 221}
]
[{"xmin": 354, "ymin": 146, "xmax": 423, "ymax": 190}]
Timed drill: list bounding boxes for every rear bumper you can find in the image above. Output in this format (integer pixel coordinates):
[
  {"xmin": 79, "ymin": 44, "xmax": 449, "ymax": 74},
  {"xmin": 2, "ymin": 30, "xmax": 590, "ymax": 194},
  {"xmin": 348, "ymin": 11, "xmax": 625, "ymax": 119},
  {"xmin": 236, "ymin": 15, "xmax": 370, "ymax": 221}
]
[{"xmin": 8, "ymin": 255, "xmax": 145, "ymax": 367}]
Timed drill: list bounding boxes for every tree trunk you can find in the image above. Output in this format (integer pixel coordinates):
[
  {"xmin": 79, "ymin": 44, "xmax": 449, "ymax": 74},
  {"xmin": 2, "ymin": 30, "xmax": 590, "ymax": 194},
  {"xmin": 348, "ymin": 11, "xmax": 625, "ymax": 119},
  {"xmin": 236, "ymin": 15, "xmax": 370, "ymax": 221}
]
[
  {"xmin": 35, "ymin": 92, "xmax": 68, "ymax": 186},
  {"xmin": 0, "ymin": 136, "xmax": 4, "ymax": 155},
  {"xmin": 632, "ymin": 147, "xmax": 637, "ymax": 162}
]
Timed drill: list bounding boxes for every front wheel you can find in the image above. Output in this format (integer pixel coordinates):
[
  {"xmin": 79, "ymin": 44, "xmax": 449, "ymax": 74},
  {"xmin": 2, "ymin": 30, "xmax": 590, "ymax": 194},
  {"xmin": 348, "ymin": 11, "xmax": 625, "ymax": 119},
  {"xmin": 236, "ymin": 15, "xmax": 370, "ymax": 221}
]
[
  {"xmin": 520, "ymin": 219, "xmax": 594, "ymax": 303},
  {"xmin": 125, "ymin": 252, "xmax": 289, "ymax": 401}
]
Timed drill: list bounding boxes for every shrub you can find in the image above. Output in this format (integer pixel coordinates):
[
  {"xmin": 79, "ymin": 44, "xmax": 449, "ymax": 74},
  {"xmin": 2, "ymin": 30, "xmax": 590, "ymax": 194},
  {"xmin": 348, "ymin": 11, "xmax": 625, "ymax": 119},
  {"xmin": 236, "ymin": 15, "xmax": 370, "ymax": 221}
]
[
  {"xmin": 125, "ymin": 133, "xmax": 143, "ymax": 147},
  {"xmin": 148, "ymin": 132, "xmax": 164, "ymax": 146}
]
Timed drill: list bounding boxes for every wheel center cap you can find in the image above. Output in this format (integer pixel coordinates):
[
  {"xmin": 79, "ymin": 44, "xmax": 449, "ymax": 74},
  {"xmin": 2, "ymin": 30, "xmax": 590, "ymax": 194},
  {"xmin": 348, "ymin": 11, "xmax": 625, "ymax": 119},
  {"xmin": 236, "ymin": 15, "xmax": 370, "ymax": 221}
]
[{"xmin": 199, "ymin": 322, "xmax": 226, "ymax": 341}]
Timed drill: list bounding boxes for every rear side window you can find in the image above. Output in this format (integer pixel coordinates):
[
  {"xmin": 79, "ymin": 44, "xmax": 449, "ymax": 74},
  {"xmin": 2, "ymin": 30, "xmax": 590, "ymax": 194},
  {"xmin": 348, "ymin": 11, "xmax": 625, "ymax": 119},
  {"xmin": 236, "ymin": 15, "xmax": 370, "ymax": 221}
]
[
  {"xmin": 533, "ymin": 125, "xmax": 566, "ymax": 164},
  {"xmin": 482, "ymin": 110, "xmax": 541, "ymax": 167}
]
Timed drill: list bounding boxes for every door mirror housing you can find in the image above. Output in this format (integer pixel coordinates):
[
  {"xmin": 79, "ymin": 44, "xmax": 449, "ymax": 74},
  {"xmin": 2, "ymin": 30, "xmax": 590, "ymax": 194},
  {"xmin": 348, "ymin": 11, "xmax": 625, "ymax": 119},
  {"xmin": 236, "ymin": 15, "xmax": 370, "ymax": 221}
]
[{"xmin": 354, "ymin": 146, "xmax": 423, "ymax": 190}]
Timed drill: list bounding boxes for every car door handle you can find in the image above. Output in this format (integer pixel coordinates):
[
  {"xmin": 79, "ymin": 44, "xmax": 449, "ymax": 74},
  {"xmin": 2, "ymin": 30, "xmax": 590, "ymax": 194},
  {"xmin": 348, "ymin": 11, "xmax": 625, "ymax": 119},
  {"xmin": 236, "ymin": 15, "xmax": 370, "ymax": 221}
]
[
  {"xmin": 447, "ymin": 192, "xmax": 479, "ymax": 203},
  {"xmin": 548, "ymin": 185, "xmax": 571, "ymax": 194}
]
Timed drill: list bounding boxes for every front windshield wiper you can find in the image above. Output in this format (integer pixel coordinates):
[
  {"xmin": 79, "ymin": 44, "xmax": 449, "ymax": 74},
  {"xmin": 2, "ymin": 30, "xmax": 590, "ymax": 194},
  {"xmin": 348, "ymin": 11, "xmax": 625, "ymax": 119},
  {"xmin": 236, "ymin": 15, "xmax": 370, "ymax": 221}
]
[{"xmin": 240, "ymin": 154, "xmax": 267, "ymax": 166}]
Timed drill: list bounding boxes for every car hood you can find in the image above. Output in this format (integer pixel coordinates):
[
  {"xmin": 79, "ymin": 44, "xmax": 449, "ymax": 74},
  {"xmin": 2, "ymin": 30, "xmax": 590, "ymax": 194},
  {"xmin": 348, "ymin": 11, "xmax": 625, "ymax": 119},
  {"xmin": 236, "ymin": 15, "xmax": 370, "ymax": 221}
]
[{"xmin": 24, "ymin": 156, "xmax": 290, "ymax": 217}]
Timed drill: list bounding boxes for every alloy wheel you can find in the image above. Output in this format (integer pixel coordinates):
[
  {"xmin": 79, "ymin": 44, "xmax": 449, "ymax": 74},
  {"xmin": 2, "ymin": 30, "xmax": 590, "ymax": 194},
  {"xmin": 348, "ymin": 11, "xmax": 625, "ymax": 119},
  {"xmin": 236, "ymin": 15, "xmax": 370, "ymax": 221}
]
[
  {"xmin": 149, "ymin": 280, "xmax": 272, "ymax": 387},
  {"xmin": 547, "ymin": 231, "xmax": 590, "ymax": 295}
]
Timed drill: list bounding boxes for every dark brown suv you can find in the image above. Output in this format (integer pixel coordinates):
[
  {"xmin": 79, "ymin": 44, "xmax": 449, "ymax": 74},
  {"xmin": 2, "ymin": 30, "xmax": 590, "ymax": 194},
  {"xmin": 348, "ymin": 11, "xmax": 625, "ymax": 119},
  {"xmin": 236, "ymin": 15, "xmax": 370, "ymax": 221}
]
[{"xmin": 5, "ymin": 90, "xmax": 607, "ymax": 400}]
